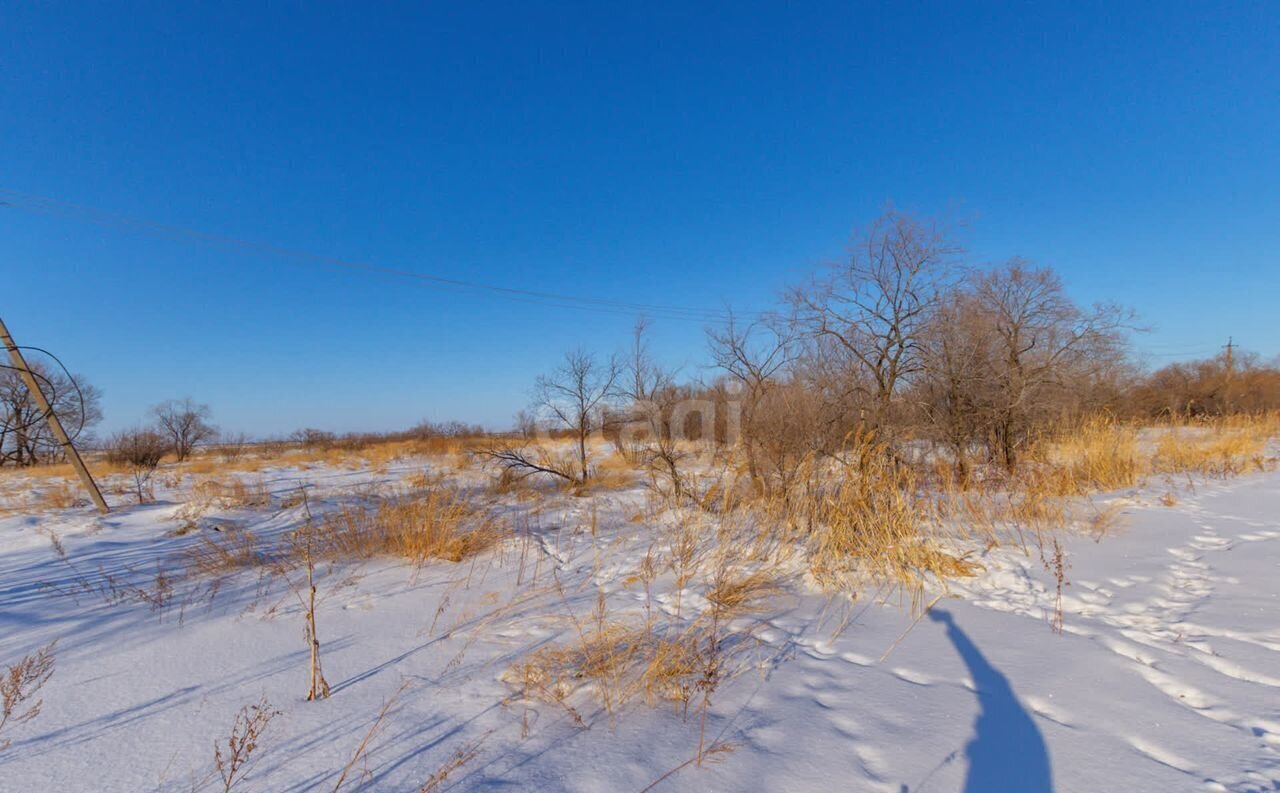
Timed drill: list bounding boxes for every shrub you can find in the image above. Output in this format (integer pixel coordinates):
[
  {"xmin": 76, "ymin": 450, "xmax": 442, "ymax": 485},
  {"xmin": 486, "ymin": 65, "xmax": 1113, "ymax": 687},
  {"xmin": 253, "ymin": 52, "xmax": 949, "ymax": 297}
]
[{"xmin": 106, "ymin": 428, "xmax": 169, "ymax": 502}]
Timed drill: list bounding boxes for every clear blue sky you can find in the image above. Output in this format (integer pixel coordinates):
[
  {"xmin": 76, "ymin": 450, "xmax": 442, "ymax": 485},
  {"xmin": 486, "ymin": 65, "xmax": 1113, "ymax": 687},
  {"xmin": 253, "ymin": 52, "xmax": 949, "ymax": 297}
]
[{"xmin": 3, "ymin": 2, "xmax": 1277, "ymax": 435}]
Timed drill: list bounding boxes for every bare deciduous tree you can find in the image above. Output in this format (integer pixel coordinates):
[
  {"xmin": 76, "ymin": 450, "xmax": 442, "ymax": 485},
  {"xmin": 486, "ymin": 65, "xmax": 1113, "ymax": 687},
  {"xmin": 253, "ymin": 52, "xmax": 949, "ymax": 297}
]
[
  {"xmin": 708, "ymin": 311, "xmax": 799, "ymax": 494},
  {"xmin": 475, "ymin": 349, "xmax": 620, "ymax": 485},
  {"xmin": 917, "ymin": 289, "xmax": 994, "ymax": 482},
  {"xmin": 151, "ymin": 398, "xmax": 217, "ymax": 462},
  {"xmin": 971, "ymin": 260, "xmax": 1131, "ymax": 470},
  {"xmin": 618, "ymin": 318, "xmax": 693, "ymax": 497},
  {"xmin": 533, "ymin": 349, "xmax": 622, "ymax": 483},
  {"xmin": 0, "ymin": 362, "xmax": 102, "ymax": 467},
  {"xmin": 792, "ymin": 209, "xmax": 959, "ymax": 430}
]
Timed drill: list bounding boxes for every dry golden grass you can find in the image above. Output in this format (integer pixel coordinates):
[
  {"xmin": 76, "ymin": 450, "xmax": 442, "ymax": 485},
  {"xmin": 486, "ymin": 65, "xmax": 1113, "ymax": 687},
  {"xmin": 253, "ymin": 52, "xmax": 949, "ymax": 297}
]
[
  {"xmin": 1152, "ymin": 417, "xmax": 1274, "ymax": 476},
  {"xmin": 178, "ymin": 482, "xmax": 500, "ymax": 595},
  {"xmin": 937, "ymin": 413, "xmax": 1280, "ymax": 519},
  {"xmin": 793, "ymin": 443, "xmax": 978, "ymax": 605},
  {"xmin": 181, "ymin": 455, "xmax": 268, "ymax": 476},
  {"xmin": 704, "ymin": 568, "xmax": 781, "ymax": 615},
  {"xmin": 568, "ymin": 467, "xmax": 637, "ymax": 495},
  {"xmin": 506, "ymin": 572, "xmax": 778, "ymax": 723},
  {"xmin": 1027, "ymin": 416, "xmax": 1143, "ymax": 496},
  {"xmin": 0, "ymin": 457, "xmax": 132, "ymax": 482},
  {"xmin": 181, "ymin": 529, "xmax": 263, "ymax": 579},
  {"xmin": 40, "ymin": 480, "xmax": 81, "ymax": 510},
  {"xmin": 188, "ymin": 476, "xmax": 272, "ymax": 509},
  {"xmin": 508, "ymin": 617, "xmax": 647, "ymax": 719},
  {"xmin": 314, "ymin": 486, "xmax": 502, "ymax": 564}
]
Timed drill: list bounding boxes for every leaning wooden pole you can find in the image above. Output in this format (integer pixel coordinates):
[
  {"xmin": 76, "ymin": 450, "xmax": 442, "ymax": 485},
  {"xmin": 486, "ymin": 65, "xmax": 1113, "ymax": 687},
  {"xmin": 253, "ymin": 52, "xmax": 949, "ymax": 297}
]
[{"xmin": 0, "ymin": 315, "xmax": 109, "ymax": 514}]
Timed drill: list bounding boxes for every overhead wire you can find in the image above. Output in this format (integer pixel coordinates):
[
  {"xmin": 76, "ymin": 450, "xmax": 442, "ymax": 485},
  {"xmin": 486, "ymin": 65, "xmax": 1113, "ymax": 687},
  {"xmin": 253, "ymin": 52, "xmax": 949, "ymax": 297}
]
[{"xmin": 0, "ymin": 187, "xmax": 769, "ymax": 324}]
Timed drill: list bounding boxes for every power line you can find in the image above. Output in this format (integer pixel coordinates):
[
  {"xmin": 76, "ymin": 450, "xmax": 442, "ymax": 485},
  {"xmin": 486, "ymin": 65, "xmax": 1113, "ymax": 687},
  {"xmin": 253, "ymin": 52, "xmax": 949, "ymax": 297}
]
[
  {"xmin": 0, "ymin": 187, "xmax": 771, "ymax": 325},
  {"xmin": 1140, "ymin": 349, "xmax": 1219, "ymax": 358}
]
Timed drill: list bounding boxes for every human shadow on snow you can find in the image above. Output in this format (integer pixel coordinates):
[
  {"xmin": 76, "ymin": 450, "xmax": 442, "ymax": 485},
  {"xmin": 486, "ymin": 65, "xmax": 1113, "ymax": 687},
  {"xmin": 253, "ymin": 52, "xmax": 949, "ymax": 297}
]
[{"xmin": 927, "ymin": 608, "xmax": 1053, "ymax": 793}]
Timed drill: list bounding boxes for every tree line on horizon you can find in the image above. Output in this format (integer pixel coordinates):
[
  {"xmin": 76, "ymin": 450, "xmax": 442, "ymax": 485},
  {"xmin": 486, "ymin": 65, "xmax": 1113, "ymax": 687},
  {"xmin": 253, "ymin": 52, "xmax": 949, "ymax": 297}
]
[{"xmin": 1, "ymin": 209, "xmax": 1278, "ymax": 475}]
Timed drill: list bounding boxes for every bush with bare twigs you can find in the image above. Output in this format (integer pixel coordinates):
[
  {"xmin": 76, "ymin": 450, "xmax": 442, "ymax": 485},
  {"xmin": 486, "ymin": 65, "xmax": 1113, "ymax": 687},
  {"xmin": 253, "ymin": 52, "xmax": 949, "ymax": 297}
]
[
  {"xmin": 214, "ymin": 696, "xmax": 279, "ymax": 792},
  {"xmin": 0, "ymin": 641, "xmax": 56, "ymax": 751},
  {"xmin": 106, "ymin": 427, "xmax": 169, "ymax": 502}
]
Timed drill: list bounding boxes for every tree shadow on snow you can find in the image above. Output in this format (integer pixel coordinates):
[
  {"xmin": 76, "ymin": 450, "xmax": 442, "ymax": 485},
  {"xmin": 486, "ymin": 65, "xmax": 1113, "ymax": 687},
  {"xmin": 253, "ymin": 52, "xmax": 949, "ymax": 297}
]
[{"xmin": 925, "ymin": 609, "xmax": 1053, "ymax": 793}]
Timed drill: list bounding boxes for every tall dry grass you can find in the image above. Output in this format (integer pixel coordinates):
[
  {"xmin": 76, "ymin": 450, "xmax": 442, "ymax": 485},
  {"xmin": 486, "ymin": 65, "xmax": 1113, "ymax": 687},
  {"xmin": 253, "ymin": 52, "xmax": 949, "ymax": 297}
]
[
  {"xmin": 1020, "ymin": 412, "xmax": 1277, "ymax": 496},
  {"xmin": 1151, "ymin": 413, "xmax": 1276, "ymax": 476},
  {"xmin": 1025, "ymin": 415, "xmax": 1143, "ymax": 496},
  {"xmin": 312, "ymin": 486, "xmax": 502, "ymax": 565}
]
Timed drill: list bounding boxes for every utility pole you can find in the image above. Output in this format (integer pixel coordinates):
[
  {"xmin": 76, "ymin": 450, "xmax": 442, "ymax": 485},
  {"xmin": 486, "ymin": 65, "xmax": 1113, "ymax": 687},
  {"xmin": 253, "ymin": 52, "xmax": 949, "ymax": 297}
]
[{"xmin": 0, "ymin": 315, "xmax": 109, "ymax": 514}]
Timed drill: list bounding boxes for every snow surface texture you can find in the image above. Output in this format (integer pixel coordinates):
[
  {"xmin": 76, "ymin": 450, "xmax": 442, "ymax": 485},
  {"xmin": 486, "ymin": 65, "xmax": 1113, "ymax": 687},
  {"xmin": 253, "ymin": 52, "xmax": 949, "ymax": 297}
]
[{"xmin": 1, "ymin": 460, "xmax": 1278, "ymax": 792}]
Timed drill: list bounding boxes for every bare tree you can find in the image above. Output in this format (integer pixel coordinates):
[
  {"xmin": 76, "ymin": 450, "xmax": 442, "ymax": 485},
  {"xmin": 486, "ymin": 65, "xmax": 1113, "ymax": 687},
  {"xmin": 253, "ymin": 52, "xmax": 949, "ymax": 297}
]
[
  {"xmin": 475, "ymin": 349, "xmax": 621, "ymax": 485},
  {"xmin": 792, "ymin": 209, "xmax": 959, "ymax": 431},
  {"xmin": 0, "ymin": 362, "xmax": 102, "ymax": 467},
  {"xmin": 707, "ymin": 311, "xmax": 799, "ymax": 494},
  {"xmin": 916, "ymin": 289, "xmax": 995, "ymax": 482},
  {"xmin": 532, "ymin": 349, "xmax": 622, "ymax": 483},
  {"xmin": 972, "ymin": 260, "xmax": 1131, "ymax": 470},
  {"xmin": 513, "ymin": 409, "xmax": 539, "ymax": 439},
  {"xmin": 1127, "ymin": 351, "xmax": 1280, "ymax": 418},
  {"xmin": 619, "ymin": 318, "xmax": 693, "ymax": 497},
  {"xmin": 151, "ymin": 398, "xmax": 217, "ymax": 462}
]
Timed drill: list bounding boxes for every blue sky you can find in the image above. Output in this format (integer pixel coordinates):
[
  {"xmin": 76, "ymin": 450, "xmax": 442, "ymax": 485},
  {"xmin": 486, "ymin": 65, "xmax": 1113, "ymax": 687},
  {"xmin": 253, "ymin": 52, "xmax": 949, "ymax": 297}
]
[{"xmin": 2, "ymin": 2, "xmax": 1277, "ymax": 435}]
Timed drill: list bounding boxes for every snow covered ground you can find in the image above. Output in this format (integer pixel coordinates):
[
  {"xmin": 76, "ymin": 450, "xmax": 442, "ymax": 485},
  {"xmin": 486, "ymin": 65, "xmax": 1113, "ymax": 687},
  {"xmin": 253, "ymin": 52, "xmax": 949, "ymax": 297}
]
[{"xmin": 1, "ymin": 457, "xmax": 1278, "ymax": 792}]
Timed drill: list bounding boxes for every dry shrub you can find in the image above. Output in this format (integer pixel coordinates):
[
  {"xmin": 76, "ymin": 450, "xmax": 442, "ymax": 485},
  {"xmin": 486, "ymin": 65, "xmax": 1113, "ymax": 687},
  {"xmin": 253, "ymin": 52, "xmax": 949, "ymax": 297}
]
[
  {"xmin": 190, "ymin": 477, "xmax": 272, "ymax": 509},
  {"xmin": 799, "ymin": 442, "xmax": 976, "ymax": 605},
  {"xmin": 41, "ymin": 481, "xmax": 81, "ymax": 510},
  {"xmin": 215, "ymin": 696, "xmax": 279, "ymax": 792},
  {"xmin": 566, "ymin": 466, "xmax": 636, "ymax": 496},
  {"xmin": 107, "ymin": 428, "xmax": 169, "ymax": 502},
  {"xmin": 509, "ymin": 618, "xmax": 645, "ymax": 722},
  {"xmin": 508, "ymin": 566, "xmax": 783, "ymax": 726},
  {"xmin": 315, "ymin": 486, "xmax": 501, "ymax": 564},
  {"xmin": 418, "ymin": 737, "xmax": 484, "ymax": 793},
  {"xmin": 1, "ymin": 641, "xmax": 56, "ymax": 751},
  {"xmin": 181, "ymin": 529, "xmax": 263, "ymax": 579}
]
